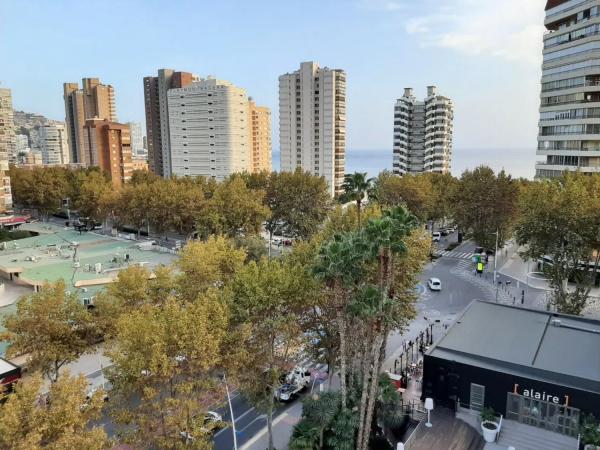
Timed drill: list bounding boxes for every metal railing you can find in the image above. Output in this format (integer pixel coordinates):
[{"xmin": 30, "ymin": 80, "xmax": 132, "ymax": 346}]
[{"xmin": 403, "ymin": 421, "xmax": 423, "ymax": 450}]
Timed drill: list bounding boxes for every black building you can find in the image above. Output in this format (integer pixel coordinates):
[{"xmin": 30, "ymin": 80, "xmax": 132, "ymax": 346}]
[{"xmin": 422, "ymin": 300, "xmax": 600, "ymax": 437}]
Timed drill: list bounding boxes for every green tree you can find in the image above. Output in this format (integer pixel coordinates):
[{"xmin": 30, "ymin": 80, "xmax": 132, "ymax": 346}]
[
  {"xmin": 340, "ymin": 172, "xmax": 375, "ymax": 227},
  {"xmin": 371, "ymin": 171, "xmax": 434, "ymax": 221},
  {"xmin": 265, "ymin": 169, "xmax": 331, "ymax": 240},
  {"xmin": 515, "ymin": 173, "xmax": 600, "ymax": 315},
  {"xmin": 107, "ymin": 294, "xmax": 228, "ymax": 449},
  {"xmin": 73, "ymin": 170, "xmax": 114, "ymax": 223},
  {"xmin": 0, "ymin": 372, "xmax": 109, "ymax": 450},
  {"xmin": 451, "ymin": 166, "xmax": 519, "ymax": 249},
  {"xmin": 228, "ymin": 258, "xmax": 311, "ymax": 450},
  {"xmin": 301, "ymin": 392, "xmax": 340, "ymax": 449},
  {"xmin": 1, "ymin": 280, "xmax": 96, "ymax": 382},
  {"xmin": 176, "ymin": 236, "xmax": 246, "ymax": 301}
]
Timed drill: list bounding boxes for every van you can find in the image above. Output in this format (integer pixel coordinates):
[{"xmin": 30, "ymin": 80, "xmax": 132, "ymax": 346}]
[{"xmin": 432, "ymin": 232, "xmax": 441, "ymax": 242}]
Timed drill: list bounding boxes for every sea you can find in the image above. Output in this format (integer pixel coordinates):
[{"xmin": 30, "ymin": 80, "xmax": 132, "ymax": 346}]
[{"xmin": 273, "ymin": 148, "xmax": 537, "ymax": 180}]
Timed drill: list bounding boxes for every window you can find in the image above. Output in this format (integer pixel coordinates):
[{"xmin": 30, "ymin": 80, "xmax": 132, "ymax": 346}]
[{"xmin": 470, "ymin": 383, "xmax": 485, "ymax": 412}]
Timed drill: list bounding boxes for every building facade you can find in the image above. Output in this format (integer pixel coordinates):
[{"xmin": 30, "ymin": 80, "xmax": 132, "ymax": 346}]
[
  {"xmin": 248, "ymin": 99, "xmax": 272, "ymax": 172},
  {"xmin": 393, "ymin": 86, "xmax": 453, "ymax": 175},
  {"xmin": 167, "ymin": 78, "xmax": 251, "ymax": 180},
  {"xmin": 0, "ymin": 89, "xmax": 14, "ymax": 212},
  {"xmin": 38, "ymin": 123, "xmax": 70, "ymax": 165},
  {"xmin": 64, "ymin": 78, "xmax": 116, "ymax": 165},
  {"xmin": 82, "ymin": 119, "xmax": 132, "ymax": 188},
  {"xmin": 143, "ymin": 69, "xmax": 197, "ymax": 176},
  {"xmin": 279, "ymin": 61, "xmax": 346, "ymax": 197},
  {"xmin": 538, "ymin": 0, "xmax": 600, "ymax": 177},
  {"xmin": 127, "ymin": 121, "xmax": 144, "ymax": 157}
]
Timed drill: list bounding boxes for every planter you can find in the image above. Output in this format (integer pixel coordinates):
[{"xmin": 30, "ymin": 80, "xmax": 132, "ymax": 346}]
[{"xmin": 481, "ymin": 420, "xmax": 499, "ymax": 443}]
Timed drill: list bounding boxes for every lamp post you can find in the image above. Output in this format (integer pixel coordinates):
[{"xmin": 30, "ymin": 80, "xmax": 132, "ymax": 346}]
[
  {"xmin": 223, "ymin": 374, "xmax": 237, "ymax": 450},
  {"xmin": 491, "ymin": 228, "xmax": 499, "ymax": 301},
  {"xmin": 425, "ymin": 397, "xmax": 434, "ymax": 427}
]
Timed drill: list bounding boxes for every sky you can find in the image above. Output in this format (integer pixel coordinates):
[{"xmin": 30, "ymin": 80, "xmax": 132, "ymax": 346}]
[{"xmin": 0, "ymin": 0, "xmax": 546, "ymax": 178}]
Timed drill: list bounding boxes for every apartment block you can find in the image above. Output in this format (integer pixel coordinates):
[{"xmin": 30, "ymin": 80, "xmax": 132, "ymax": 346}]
[
  {"xmin": 38, "ymin": 123, "xmax": 70, "ymax": 165},
  {"xmin": 393, "ymin": 86, "xmax": 453, "ymax": 175},
  {"xmin": 82, "ymin": 119, "xmax": 132, "ymax": 188},
  {"xmin": 0, "ymin": 89, "xmax": 14, "ymax": 211},
  {"xmin": 248, "ymin": 99, "xmax": 272, "ymax": 172},
  {"xmin": 143, "ymin": 69, "xmax": 197, "ymax": 176},
  {"xmin": 537, "ymin": 0, "xmax": 600, "ymax": 177},
  {"xmin": 63, "ymin": 78, "xmax": 116, "ymax": 165},
  {"xmin": 128, "ymin": 121, "xmax": 144, "ymax": 157},
  {"xmin": 167, "ymin": 77, "xmax": 250, "ymax": 180},
  {"xmin": 279, "ymin": 61, "xmax": 346, "ymax": 197}
]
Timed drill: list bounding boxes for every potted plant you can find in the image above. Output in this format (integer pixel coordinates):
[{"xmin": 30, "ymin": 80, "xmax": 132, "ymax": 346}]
[{"xmin": 480, "ymin": 407, "xmax": 499, "ymax": 443}]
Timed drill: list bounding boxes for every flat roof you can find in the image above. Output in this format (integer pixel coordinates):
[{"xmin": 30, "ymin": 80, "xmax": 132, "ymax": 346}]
[
  {"xmin": 427, "ymin": 300, "xmax": 600, "ymax": 394},
  {"xmin": 0, "ymin": 357, "xmax": 18, "ymax": 375}
]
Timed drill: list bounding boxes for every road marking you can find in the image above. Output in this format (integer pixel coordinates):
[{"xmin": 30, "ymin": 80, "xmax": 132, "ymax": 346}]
[{"xmin": 240, "ymin": 407, "xmax": 297, "ymax": 450}]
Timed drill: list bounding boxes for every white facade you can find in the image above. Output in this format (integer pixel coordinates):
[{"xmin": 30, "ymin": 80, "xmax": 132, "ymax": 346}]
[
  {"xmin": 537, "ymin": 0, "xmax": 600, "ymax": 177},
  {"xmin": 39, "ymin": 123, "xmax": 70, "ymax": 165},
  {"xmin": 279, "ymin": 61, "xmax": 346, "ymax": 197},
  {"xmin": 393, "ymin": 86, "xmax": 453, "ymax": 175},
  {"xmin": 167, "ymin": 78, "xmax": 250, "ymax": 180},
  {"xmin": 15, "ymin": 134, "xmax": 29, "ymax": 155},
  {"xmin": 128, "ymin": 121, "xmax": 144, "ymax": 157}
]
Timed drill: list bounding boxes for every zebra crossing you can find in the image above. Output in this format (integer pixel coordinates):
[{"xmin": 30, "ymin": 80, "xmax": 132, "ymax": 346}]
[
  {"xmin": 294, "ymin": 351, "xmax": 328, "ymax": 373},
  {"xmin": 433, "ymin": 249, "xmax": 474, "ymax": 260}
]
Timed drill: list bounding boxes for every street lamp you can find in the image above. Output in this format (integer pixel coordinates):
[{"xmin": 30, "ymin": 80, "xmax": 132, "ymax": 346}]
[{"xmin": 223, "ymin": 374, "xmax": 237, "ymax": 450}]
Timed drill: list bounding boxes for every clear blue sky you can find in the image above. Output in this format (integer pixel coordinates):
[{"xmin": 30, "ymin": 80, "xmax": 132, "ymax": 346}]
[{"xmin": 1, "ymin": 0, "xmax": 545, "ymax": 178}]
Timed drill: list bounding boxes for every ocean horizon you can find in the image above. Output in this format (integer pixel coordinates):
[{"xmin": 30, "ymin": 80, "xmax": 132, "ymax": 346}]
[{"xmin": 272, "ymin": 148, "xmax": 537, "ymax": 180}]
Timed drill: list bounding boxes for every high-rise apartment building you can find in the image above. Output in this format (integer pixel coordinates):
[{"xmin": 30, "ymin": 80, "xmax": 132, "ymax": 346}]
[
  {"xmin": 167, "ymin": 77, "xmax": 251, "ymax": 180},
  {"xmin": 143, "ymin": 69, "xmax": 197, "ymax": 176},
  {"xmin": 393, "ymin": 86, "xmax": 453, "ymax": 175},
  {"xmin": 15, "ymin": 134, "xmax": 29, "ymax": 155},
  {"xmin": 39, "ymin": 124, "xmax": 70, "ymax": 165},
  {"xmin": 82, "ymin": 119, "xmax": 132, "ymax": 188},
  {"xmin": 63, "ymin": 78, "xmax": 117, "ymax": 165},
  {"xmin": 537, "ymin": 0, "xmax": 600, "ymax": 177},
  {"xmin": 128, "ymin": 121, "xmax": 144, "ymax": 157},
  {"xmin": 279, "ymin": 61, "xmax": 346, "ymax": 197},
  {"xmin": 248, "ymin": 99, "xmax": 272, "ymax": 172},
  {"xmin": 0, "ymin": 88, "xmax": 14, "ymax": 211}
]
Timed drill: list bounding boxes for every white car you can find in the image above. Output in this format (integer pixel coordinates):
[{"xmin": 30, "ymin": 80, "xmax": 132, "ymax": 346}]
[
  {"xmin": 179, "ymin": 411, "xmax": 224, "ymax": 441},
  {"xmin": 432, "ymin": 232, "xmax": 441, "ymax": 242},
  {"xmin": 427, "ymin": 278, "xmax": 442, "ymax": 291}
]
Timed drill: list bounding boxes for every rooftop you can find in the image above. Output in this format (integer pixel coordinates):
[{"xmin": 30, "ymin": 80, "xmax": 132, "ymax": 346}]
[{"xmin": 426, "ymin": 300, "xmax": 600, "ymax": 394}]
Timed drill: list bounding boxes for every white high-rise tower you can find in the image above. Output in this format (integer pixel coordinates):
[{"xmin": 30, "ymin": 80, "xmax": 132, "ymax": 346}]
[{"xmin": 279, "ymin": 61, "xmax": 346, "ymax": 197}]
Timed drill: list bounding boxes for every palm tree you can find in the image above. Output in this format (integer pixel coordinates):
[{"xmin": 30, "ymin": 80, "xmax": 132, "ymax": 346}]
[
  {"xmin": 313, "ymin": 232, "xmax": 365, "ymax": 410},
  {"xmin": 341, "ymin": 172, "xmax": 375, "ymax": 228},
  {"xmin": 302, "ymin": 392, "xmax": 340, "ymax": 448},
  {"xmin": 289, "ymin": 419, "xmax": 320, "ymax": 450}
]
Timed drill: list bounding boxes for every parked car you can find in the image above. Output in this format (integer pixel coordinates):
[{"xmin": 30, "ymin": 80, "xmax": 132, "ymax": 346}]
[
  {"xmin": 432, "ymin": 232, "xmax": 441, "ymax": 242},
  {"xmin": 179, "ymin": 411, "xmax": 225, "ymax": 442},
  {"xmin": 427, "ymin": 278, "xmax": 442, "ymax": 291}
]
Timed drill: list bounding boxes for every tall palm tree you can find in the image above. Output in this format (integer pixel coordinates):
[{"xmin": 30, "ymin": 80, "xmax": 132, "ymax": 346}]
[
  {"xmin": 302, "ymin": 392, "xmax": 340, "ymax": 448},
  {"xmin": 341, "ymin": 172, "xmax": 375, "ymax": 228},
  {"xmin": 313, "ymin": 232, "xmax": 365, "ymax": 410},
  {"xmin": 354, "ymin": 207, "xmax": 419, "ymax": 450},
  {"xmin": 289, "ymin": 420, "xmax": 320, "ymax": 450}
]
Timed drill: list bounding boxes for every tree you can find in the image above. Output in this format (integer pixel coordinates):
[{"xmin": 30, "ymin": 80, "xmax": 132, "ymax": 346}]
[
  {"xmin": 73, "ymin": 170, "xmax": 114, "ymax": 223},
  {"xmin": 371, "ymin": 171, "xmax": 434, "ymax": 222},
  {"xmin": 264, "ymin": 169, "xmax": 331, "ymax": 240},
  {"xmin": 228, "ymin": 258, "xmax": 311, "ymax": 450},
  {"xmin": 301, "ymin": 392, "xmax": 340, "ymax": 449},
  {"xmin": 176, "ymin": 236, "xmax": 246, "ymax": 301},
  {"xmin": 234, "ymin": 234, "xmax": 268, "ymax": 262},
  {"xmin": 340, "ymin": 172, "xmax": 375, "ymax": 227},
  {"xmin": 106, "ymin": 294, "xmax": 228, "ymax": 449},
  {"xmin": 1, "ymin": 280, "xmax": 96, "ymax": 382},
  {"xmin": 199, "ymin": 177, "xmax": 270, "ymax": 238},
  {"xmin": 451, "ymin": 166, "xmax": 519, "ymax": 249},
  {"xmin": 0, "ymin": 372, "xmax": 109, "ymax": 450},
  {"xmin": 9, "ymin": 167, "xmax": 69, "ymax": 219},
  {"xmin": 515, "ymin": 173, "xmax": 600, "ymax": 315}
]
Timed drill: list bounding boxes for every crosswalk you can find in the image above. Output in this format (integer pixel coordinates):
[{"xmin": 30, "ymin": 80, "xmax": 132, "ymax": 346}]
[
  {"xmin": 433, "ymin": 249, "xmax": 474, "ymax": 260},
  {"xmin": 295, "ymin": 351, "xmax": 328, "ymax": 374}
]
